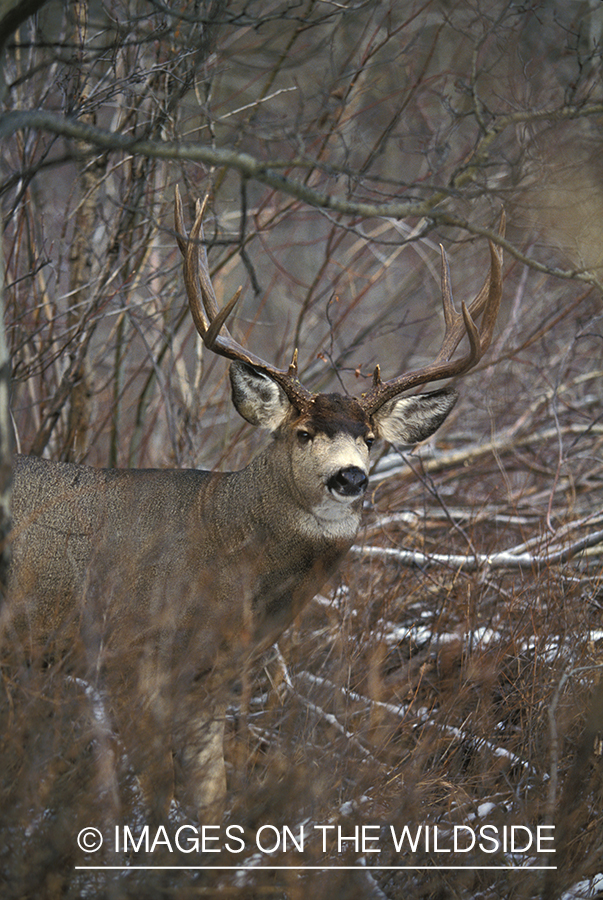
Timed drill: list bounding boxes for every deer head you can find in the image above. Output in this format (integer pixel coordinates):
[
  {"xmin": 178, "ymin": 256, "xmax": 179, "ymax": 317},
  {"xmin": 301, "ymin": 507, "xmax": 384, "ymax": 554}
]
[{"xmin": 174, "ymin": 188, "xmax": 504, "ymax": 518}]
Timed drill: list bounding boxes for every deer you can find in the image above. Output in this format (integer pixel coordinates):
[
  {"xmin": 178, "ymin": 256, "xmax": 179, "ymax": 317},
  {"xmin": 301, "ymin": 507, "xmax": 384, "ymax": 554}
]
[{"xmin": 3, "ymin": 189, "xmax": 503, "ymax": 821}]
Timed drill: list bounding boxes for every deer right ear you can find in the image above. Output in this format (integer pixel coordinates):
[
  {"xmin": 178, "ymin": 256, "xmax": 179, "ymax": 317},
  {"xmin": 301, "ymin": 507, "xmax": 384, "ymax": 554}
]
[
  {"xmin": 372, "ymin": 386, "xmax": 458, "ymax": 446},
  {"xmin": 229, "ymin": 361, "xmax": 292, "ymax": 430}
]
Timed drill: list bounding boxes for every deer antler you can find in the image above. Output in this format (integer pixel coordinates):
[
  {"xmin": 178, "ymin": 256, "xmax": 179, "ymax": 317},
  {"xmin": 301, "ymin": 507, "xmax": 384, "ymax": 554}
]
[
  {"xmin": 360, "ymin": 213, "xmax": 505, "ymax": 414},
  {"xmin": 174, "ymin": 186, "xmax": 313, "ymax": 410},
  {"xmin": 176, "ymin": 188, "xmax": 504, "ymax": 418}
]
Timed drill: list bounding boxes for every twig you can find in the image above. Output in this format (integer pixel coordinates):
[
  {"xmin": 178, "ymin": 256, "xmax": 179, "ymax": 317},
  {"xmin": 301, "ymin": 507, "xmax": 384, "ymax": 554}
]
[{"xmin": 299, "ymin": 671, "xmax": 534, "ymax": 773}]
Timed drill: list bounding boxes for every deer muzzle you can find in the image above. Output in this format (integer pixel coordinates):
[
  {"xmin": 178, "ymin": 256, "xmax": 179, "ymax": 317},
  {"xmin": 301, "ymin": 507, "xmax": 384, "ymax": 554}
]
[{"xmin": 327, "ymin": 466, "xmax": 368, "ymax": 498}]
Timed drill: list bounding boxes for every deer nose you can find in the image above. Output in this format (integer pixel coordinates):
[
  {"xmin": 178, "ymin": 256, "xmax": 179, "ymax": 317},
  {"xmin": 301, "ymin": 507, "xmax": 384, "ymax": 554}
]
[{"xmin": 328, "ymin": 466, "xmax": 368, "ymax": 497}]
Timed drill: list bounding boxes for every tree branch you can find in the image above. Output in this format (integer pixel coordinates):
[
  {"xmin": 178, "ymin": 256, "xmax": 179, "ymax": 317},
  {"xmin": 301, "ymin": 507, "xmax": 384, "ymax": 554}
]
[{"xmin": 2, "ymin": 101, "xmax": 603, "ymax": 291}]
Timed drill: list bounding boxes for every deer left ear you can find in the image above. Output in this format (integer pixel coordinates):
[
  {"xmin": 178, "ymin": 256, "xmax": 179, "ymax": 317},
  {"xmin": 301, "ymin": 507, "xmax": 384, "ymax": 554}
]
[
  {"xmin": 372, "ymin": 387, "xmax": 458, "ymax": 446},
  {"xmin": 229, "ymin": 361, "xmax": 292, "ymax": 430}
]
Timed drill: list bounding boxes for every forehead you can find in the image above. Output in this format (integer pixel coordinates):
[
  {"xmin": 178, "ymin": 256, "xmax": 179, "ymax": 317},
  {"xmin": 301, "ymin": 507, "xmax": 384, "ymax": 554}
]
[{"xmin": 296, "ymin": 393, "xmax": 371, "ymax": 439}]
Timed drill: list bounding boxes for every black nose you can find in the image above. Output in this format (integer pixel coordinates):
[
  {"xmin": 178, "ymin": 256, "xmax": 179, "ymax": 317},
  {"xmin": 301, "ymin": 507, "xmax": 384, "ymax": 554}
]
[{"xmin": 327, "ymin": 466, "xmax": 368, "ymax": 497}]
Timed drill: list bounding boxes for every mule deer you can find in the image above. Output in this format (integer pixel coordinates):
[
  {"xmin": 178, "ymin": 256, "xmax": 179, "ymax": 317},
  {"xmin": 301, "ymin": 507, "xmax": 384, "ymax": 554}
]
[{"xmin": 4, "ymin": 191, "xmax": 503, "ymax": 819}]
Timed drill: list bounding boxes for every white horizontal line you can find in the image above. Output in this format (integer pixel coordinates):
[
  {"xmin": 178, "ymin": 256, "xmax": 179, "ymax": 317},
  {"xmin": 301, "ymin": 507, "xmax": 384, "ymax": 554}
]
[{"xmin": 75, "ymin": 865, "xmax": 557, "ymax": 871}]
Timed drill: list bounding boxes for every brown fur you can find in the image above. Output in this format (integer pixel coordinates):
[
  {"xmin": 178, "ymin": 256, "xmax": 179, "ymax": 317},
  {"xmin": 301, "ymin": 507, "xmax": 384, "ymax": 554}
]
[{"xmin": 3, "ymin": 373, "xmax": 457, "ymax": 819}]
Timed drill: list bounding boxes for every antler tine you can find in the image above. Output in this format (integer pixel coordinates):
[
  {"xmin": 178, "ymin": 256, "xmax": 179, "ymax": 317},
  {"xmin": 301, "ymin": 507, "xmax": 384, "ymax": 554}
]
[
  {"xmin": 175, "ymin": 188, "xmax": 213, "ymax": 342},
  {"xmin": 174, "ymin": 184, "xmax": 189, "ymax": 255},
  {"xmin": 184, "ymin": 192, "xmax": 230, "ymax": 340},
  {"xmin": 174, "ymin": 187, "xmax": 313, "ymax": 409},
  {"xmin": 204, "ymin": 286, "xmax": 242, "ymax": 348},
  {"xmin": 435, "ymin": 210, "xmax": 506, "ymax": 365},
  {"xmin": 361, "ymin": 215, "xmax": 505, "ymax": 414}
]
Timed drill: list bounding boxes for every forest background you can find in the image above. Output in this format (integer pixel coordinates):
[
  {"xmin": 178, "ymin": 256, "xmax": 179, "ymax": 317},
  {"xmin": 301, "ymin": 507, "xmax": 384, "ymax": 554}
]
[{"xmin": 1, "ymin": 1, "xmax": 603, "ymax": 898}]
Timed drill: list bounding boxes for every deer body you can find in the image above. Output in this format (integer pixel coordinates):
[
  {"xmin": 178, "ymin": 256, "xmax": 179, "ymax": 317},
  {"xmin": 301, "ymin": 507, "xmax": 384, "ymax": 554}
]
[
  {"xmin": 9, "ymin": 412, "xmax": 362, "ymax": 659},
  {"xmin": 4, "ymin": 192, "xmax": 504, "ymax": 819},
  {"xmin": 7, "ymin": 421, "xmax": 363, "ymax": 816}
]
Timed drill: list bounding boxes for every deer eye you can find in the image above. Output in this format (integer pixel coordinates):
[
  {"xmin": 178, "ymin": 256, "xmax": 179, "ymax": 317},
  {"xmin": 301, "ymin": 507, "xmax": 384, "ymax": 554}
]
[{"xmin": 297, "ymin": 430, "xmax": 312, "ymax": 445}]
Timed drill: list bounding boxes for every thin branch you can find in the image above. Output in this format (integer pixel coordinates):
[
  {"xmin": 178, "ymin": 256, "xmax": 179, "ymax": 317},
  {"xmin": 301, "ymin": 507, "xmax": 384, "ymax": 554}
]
[
  {"xmin": 352, "ymin": 528, "xmax": 603, "ymax": 572},
  {"xmin": 3, "ymin": 104, "xmax": 603, "ymax": 288}
]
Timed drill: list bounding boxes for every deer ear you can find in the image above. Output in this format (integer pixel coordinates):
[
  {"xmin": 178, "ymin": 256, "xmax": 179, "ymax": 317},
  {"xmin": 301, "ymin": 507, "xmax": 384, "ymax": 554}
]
[
  {"xmin": 229, "ymin": 361, "xmax": 291, "ymax": 429},
  {"xmin": 372, "ymin": 387, "xmax": 458, "ymax": 446}
]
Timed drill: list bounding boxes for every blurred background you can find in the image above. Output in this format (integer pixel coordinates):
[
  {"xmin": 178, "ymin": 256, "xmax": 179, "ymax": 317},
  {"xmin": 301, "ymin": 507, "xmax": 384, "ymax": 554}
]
[{"xmin": 1, "ymin": 1, "xmax": 603, "ymax": 897}]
